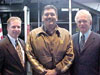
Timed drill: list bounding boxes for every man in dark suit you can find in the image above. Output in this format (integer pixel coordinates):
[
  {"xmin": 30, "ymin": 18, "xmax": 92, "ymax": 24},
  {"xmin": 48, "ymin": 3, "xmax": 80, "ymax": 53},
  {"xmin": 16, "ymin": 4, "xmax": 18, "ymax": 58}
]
[
  {"xmin": 70, "ymin": 9, "xmax": 100, "ymax": 75},
  {"xmin": 0, "ymin": 17, "xmax": 27, "ymax": 75}
]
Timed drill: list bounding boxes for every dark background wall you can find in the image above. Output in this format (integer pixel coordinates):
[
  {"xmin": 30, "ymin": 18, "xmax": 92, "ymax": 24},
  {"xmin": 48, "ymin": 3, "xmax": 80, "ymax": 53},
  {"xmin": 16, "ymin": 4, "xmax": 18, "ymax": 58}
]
[{"xmin": 0, "ymin": 0, "xmax": 100, "ymax": 39}]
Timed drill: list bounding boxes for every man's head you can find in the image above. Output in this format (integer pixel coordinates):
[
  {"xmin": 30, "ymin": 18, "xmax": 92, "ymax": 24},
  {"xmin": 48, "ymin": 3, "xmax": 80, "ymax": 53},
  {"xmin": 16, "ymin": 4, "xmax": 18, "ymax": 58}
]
[
  {"xmin": 7, "ymin": 16, "xmax": 22, "ymax": 39},
  {"xmin": 42, "ymin": 5, "xmax": 58, "ymax": 34},
  {"xmin": 75, "ymin": 9, "xmax": 92, "ymax": 34}
]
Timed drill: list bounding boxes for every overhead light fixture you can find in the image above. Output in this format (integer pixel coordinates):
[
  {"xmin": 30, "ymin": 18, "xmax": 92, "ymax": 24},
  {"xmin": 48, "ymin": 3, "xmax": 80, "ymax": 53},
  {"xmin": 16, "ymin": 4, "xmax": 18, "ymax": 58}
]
[{"xmin": 61, "ymin": 8, "xmax": 79, "ymax": 11}]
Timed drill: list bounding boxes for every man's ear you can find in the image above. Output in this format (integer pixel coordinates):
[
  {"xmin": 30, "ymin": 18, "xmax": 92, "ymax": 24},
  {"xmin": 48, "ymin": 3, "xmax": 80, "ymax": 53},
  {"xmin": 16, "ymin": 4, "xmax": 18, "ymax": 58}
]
[
  {"xmin": 56, "ymin": 18, "xmax": 58, "ymax": 21},
  {"xmin": 90, "ymin": 21, "xmax": 92, "ymax": 25},
  {"xmin": 56, "ymin": 16, "xmax": 58, "ymax": 21}
]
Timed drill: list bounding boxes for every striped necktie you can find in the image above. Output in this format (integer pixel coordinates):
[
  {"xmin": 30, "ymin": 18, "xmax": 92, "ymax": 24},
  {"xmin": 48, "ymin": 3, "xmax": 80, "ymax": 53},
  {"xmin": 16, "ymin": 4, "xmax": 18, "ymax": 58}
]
[
  {"xmin": 15, "ymin": 40, "xmax": 24, "ymax": 67},
  {"xmin": 80, "ymin": 34, "xmax": 85, "ymax": 52}
]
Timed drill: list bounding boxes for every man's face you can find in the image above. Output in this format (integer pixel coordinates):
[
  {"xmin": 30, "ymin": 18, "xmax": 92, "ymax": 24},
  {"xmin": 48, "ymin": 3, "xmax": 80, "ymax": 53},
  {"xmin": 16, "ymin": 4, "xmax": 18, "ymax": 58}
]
[
  {"xmin": 7, "ymin": 20, "xmax": 21, "ymax": 39},
  {"xmin": 77, "ymin": 15, "xmax": 91, "ymax": 34},
  {"xmin": 42, "ymin": 9, "xmax": 58, "ymax": 29}
]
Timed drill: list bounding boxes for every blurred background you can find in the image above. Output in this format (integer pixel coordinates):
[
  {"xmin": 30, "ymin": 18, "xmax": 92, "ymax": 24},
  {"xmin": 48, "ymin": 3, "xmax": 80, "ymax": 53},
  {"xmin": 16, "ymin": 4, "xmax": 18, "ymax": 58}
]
[{"xmin": 0, "ymin": 0, "xmax": 100, "ymax": 39}]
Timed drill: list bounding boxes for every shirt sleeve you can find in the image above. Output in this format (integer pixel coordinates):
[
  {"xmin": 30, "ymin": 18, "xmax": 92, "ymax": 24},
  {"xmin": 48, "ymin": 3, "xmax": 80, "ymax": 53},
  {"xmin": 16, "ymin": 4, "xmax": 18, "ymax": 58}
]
[
  {"xmin": 26, "ymin": 32, "xmax": 46, "ymax": 74},
  {"xmin": 55, "ymin": 34, "xmax": 74, "ymax": 73}
]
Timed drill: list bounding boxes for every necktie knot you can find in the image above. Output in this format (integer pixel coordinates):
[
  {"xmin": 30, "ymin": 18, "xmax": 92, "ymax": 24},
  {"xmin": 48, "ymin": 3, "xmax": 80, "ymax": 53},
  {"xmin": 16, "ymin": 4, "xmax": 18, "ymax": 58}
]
[
  {"xmin": 81, "ymin": 34, "xmax": 85, "ymax": 42},
  {"xmin": 15, "ymin": 40, "xmax": 18, "ymax": 47}
]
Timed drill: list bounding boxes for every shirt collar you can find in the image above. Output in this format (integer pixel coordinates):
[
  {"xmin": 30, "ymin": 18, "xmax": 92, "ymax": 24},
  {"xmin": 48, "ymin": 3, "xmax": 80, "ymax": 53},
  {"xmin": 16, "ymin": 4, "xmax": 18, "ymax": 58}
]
[
  {"xmin": 79, "ymin": 29, "xmax": 91, "ymax": 42},
  {"xmin": 36, "ymin": 26, "xmax": 60, "ymax": 37},
  {"xmin": 7, "ymin": 34, "xmax": 18, "ymax": 47}
]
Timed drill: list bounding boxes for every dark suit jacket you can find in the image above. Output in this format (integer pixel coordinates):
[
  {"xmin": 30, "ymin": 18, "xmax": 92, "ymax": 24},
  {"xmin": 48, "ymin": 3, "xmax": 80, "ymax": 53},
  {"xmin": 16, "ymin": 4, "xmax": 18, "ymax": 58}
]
[
  {"xmin": 70, "ymin": 31, "xmax": 100, "ymax": 75},
  {"xmin": 0, "ymin": 36, "xmax": 27, "ymax": 75}
]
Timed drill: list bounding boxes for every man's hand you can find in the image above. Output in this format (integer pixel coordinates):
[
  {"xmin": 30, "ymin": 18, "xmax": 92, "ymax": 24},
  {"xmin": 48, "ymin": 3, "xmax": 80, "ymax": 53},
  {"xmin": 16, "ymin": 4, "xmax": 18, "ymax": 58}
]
[{"xmin": 45, "ymin": 69, "xmax": 57, "ymax": 75}]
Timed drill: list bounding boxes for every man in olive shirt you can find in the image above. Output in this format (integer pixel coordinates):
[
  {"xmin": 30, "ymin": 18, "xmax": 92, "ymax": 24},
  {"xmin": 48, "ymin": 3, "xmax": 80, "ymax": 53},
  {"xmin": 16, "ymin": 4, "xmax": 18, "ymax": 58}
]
[{"xmin": 26, "ymin": 5, "xmax": 74, "ymax": 75}]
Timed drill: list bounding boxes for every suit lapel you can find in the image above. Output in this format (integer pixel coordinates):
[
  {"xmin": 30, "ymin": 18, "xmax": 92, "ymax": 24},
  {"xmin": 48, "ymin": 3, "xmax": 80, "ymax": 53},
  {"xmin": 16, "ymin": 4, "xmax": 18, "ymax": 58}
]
[
  {"xmin": 6, "ymin": 36, "xmax": 24, "ymax": 69},
  {"xmin": 18, "ymin": 38, "xmax": 26, "ymax": 70},
  {"xmin": 82, "ymin": 32, "xmax": 95, "ymax": 52},
  {"xmin": 73, "ymin": 33, "xmax": 80, "ymax": 54},
  {"xmin": 18, "ymin": 39, "xmax": 25, "ymax": 52}
]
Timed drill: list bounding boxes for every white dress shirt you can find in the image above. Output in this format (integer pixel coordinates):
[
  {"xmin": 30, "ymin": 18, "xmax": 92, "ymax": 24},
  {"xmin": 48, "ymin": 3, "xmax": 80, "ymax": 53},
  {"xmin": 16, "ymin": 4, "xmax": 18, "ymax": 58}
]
[{"xmin": 79, "ymin": 29, "xmax": 91, "ymax": 44}]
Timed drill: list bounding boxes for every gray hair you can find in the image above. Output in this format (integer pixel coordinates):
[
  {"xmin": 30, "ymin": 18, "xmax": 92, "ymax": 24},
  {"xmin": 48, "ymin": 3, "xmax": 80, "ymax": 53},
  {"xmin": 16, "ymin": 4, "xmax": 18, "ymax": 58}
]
[{"xmin": 75, "ymin": 9, "xmax": 92, "ymax": 23}]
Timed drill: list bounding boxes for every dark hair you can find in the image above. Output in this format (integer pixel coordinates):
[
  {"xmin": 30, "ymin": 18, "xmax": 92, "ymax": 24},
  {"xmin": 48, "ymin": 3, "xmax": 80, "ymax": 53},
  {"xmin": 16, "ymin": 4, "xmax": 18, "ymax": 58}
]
[{"xmin": 42, "ymin": 5, "xmax": 58, "ymax": 16}]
